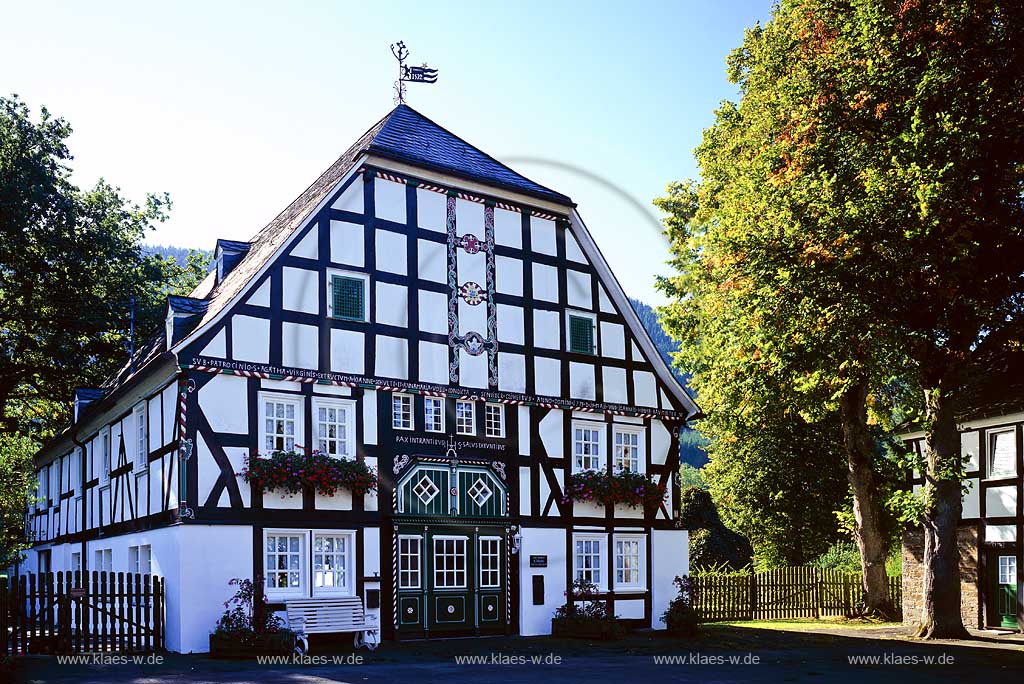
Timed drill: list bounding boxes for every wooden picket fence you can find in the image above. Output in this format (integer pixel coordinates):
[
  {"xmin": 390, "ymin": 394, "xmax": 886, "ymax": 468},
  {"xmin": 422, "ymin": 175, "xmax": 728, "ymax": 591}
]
[
  {"xmin": 1, "ymin": 572, "xmax": 164, "ymax": 655},
  {"xmin": 692, "ymin": 567, "xmax": 901, "ymax": 622}
]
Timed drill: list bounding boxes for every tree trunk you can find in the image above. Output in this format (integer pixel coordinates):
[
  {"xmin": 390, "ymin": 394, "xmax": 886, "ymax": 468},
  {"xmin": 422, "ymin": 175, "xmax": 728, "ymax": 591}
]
[
  {"xmin": 915, "ymin": 385, "xmax": 970, "ymax": 638},
  {"xmin": 838, "ymin": 379, "xmax": 894, "ymax": 618}
]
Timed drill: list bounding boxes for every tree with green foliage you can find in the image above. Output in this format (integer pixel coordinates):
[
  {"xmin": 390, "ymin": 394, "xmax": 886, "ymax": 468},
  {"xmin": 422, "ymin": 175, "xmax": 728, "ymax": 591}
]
[
  {"xmin": 0, "ymin": 94, "xmax": 210, "ymax": 441},
  {"xmin": 0, "ymin": 434, "xmax": 37, "ymax": 568},
  {"xmin": 680, "ymin": 487, "xmax": 752, "ymax": 570},
  {"xmin": 658, "ymin": 0, "xmax": 1024, "ymax": 637}
]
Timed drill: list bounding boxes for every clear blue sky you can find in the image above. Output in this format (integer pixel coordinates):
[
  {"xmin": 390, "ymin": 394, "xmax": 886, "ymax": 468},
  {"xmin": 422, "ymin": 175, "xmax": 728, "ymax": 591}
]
[{"xmin": 2, "ymin": 0, "xmax": 771, "ymax": 305}]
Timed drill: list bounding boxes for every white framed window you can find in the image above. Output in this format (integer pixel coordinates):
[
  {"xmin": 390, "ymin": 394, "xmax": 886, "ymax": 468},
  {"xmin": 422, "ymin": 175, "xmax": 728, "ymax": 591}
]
[
  {"xmin": 424, "ymin": 397, "xmax": 445, "ymax": 433},
  {"xmin": 573, "ymin": 420, "xmax": 605, "ymax": 472},
  {"xmin": 485, "ymin": 403, "xmax": 504, "ymax": 438},
  {"xmin": 988, "ymin": 429, "xmax": 1017, "ymax": 478},
  {"xmin": 313, "ymin": 397, "xmax": 355, "ymax": 458},
  {"xmin": 129, "ymin": 544, "xmax": 152, "ymax": 575},
  {"xmin": 433, "ymin": 536, "xmax": 468, "ymax": 589},
  {"xmin": 72, "ymin": 447, "xmax": 82, "ymax": 496},
  {"xmin": 313, "ymin": 532, "xmax": 355, "ymax": 596},
  {"xmin": 259, "ymin": 393, "xmax": 303, "ymax": 454},
  {"xmin": 265, "ymin": 532, "xmax": 304, "ymax": 596},
  {"xmin": 999, "ymin": 555, "xmax": 1017, "ymax": 585},
  {"xmin": 327, "ymin": 268, "xmax": 370, "ymax": 322},
  {"xmin": 36, "ymin": 468, "xmax": 48, "ymax": 509},
  {"xmin": 613, "ymin": 426, "xmax": 644, "ymax": 473},
  {"xmin": 100, "ymin": 428, "xmax": 111, "ymax": 484},
  {"xmin": 392, "ymin": 393, "xmax": 413, "ymax": 430},
  {"xmin": 399, "ymin": 535, "xmax": 422, "ymax": 589},
  {"xmin": 456, "ymin": 400, "xmax": 475, "ymax": 435},
  {"xmin": 94, "ymin": 548, "xmax": 113, "ymax": 573},
  {"xmin": 479, "ymin": 537, "xmax": 501, "ymax": 588},
  {"xmin": 613, "ymin": 535, "xmax": 645, "ymax": 590},
  {"xmin": 574, "ymin": 534, "xmax": 604, "ymax": 586},
  {"xmin": 71, "ymin": 552, "xmax": 82, "ymax": 574},
  {"xmin": 133, "ymin": 402, "xmax": 148, "ymax": 471}
]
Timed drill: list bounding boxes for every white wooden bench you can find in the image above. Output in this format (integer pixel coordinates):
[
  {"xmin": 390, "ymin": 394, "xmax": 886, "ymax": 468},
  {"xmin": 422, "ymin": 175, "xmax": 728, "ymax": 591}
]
[{"xmin": 285, "ymin": 597, "xmax": 380, "ymax": 653}]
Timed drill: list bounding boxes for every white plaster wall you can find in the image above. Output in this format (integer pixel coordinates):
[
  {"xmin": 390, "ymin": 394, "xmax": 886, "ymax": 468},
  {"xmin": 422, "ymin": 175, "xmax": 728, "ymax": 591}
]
[
  {"xmin": 199, "ymin": 374, "xmax": 248, "ymax": 435},
  {"xmin": 519, "ymin": 527, "xmax": 566, "ymax": 636},
  {"xmin": 177, "ymin": 525, "xmax": 254, "ymax": 653},
  {"xmin": 987, "ymin": 524, "xmax": 1016, "ymax": 542},
  {"xmin": 962, "ymin": 478, "xmax": 980, "ymax": 519},
  {"xmin": 374, "ymin": 179, "xmax": 406, "ymax": 223},
  {"xmin": 651, "ymin": 529, "xmax": 688, "ymax": 629}
]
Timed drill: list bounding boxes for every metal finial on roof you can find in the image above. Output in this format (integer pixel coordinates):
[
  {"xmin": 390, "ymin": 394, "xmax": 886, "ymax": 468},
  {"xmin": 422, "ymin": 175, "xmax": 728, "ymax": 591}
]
[{"xmin": 390, "ymin": 41, "xmax": 438, "ymax": 105}]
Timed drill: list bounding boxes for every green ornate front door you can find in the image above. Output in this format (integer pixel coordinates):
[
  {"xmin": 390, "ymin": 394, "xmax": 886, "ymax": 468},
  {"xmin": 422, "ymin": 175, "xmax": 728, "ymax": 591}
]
[
  {"xmin": 393, "ymin": 458, "xmax": 510, "ymax": 637},
  {"xmin": 396, "ymin": 526, "xmax": 507, "ymax": 635}
]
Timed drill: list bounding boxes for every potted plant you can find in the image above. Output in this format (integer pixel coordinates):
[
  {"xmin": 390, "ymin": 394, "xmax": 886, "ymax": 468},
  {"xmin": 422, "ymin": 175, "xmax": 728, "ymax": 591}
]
[
  {"xmin": 240, "ymin": 449, "xmax": 377, "ymax": 497},
  {"xmin": 563, "ymin": 470, "xmax": 666, "ymax": 510},
  {"xmin": 551, "ymin": 578, "xmax": 627, "ymax": 640},
  {"xmin": 662, "ymin": 575, "xmax": 699, "ymax": 637},
  {"xmin": 209, "ymin": 577, "xmax": 294, "ymax": 658}
]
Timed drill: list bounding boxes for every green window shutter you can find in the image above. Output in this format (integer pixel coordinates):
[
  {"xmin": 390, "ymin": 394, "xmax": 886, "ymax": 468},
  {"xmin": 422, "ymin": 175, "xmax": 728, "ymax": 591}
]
[
  {"xmin": 568, "ymin": 315, "xmax": 594, "ymax": 354},
  {"xmin": 331, "ymin": 275, "xmax": 365, "ymax": 321}
]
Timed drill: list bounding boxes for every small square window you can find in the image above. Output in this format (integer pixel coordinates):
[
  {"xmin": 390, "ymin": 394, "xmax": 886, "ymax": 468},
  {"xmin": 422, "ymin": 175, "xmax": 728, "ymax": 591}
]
[
  {"xmin": 614, "ymin": 427, "xmax": 643, "ymax": 473},
  {"xmin": 424, "ymin": 397, "xmax": 445, "ymax": 433},
  {"xmin": 456, "ymin": 400, "xmax": 475, "ymax": 435},
  {"xmin": 330, "ymin": 274, "xmax": 366, "ymax": 321},
  {"xmin": 573, "ymin": 421, "xmax": 605, "ymax": 472},
  {"xmin": 568, "ymin": 314, "xmax": 595, "ymax": 355},
  {"xmin": 485, "ymin": 404, "xmax": 504, "ymax": 438},
  {"xmin": 393, "ymin": 394, "xmax": 413, "ymax": 430}
]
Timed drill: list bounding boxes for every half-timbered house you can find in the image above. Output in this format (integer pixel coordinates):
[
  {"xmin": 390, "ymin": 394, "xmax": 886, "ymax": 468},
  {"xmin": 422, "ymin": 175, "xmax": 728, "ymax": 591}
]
[{"xmin": 22, "ymin": 105, "xmax": 700, "ymax": 652}]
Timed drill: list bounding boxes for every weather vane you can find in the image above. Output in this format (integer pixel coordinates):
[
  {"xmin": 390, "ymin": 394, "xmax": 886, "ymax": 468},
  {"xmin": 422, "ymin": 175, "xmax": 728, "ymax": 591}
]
[{"xmin": 391, "ymin": 41, "xmax": 438, "ymax": 105}]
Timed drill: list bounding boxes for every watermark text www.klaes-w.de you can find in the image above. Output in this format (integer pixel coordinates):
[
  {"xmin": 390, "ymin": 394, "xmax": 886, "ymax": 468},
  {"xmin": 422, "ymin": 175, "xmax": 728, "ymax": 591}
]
[
  {"xmin": 653, "ymin": 652, "xmax": 761, "ymax": 665},
  {"xmin": 848, "ymin": 653, "xmax": 955, "ymax": 666},
  {"xmin": 256, "ymin": 653, "xmax": 365, "ymax": 666},
  {"xmin": 454, "ymin": 653, "xmax": 563, "ymax": 665},
  {"xmin": 55, "ymin": 654, "xmax": 166, "ymax": 666}
]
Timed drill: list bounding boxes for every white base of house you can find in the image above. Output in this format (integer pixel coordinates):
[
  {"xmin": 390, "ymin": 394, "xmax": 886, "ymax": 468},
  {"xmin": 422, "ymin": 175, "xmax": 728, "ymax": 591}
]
[{"xmin": 25, "ymin": 525, "xmax": 688, "ymax": 652}]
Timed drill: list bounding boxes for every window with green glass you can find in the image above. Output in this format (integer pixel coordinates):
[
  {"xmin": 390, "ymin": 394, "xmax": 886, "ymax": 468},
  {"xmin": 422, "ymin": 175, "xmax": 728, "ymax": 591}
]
[
  {"xmin": 568, "ymin": 315, "xmax": 595, "ymax": 354},
  {"xmin": 331, "ymin": 275, "xmax": 365, "ymax": 321}
]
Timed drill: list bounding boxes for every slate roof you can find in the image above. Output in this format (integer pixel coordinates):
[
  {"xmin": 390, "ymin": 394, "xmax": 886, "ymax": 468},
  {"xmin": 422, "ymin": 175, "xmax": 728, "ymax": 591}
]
[{"xmin": 367, "ymin": 105, "xmax": 571, "ymax": 205}]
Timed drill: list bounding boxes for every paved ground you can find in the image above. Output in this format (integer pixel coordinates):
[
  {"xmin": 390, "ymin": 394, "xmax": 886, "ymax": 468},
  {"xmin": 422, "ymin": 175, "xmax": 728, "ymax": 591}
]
[{"xmin": 8, "ymin": 623, "xmax": 1024, "ymax": 684}]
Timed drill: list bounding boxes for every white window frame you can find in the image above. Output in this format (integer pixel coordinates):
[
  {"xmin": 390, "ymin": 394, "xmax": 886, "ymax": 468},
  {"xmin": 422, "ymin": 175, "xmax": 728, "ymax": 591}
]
[
  {"xmin": 484, "ymin": 403, "xmax": 504, "ymax": 438},
  {"xmin": 94, "ymin": 548, "xmax": 113, "ymax": 573},
  {"xmin": 312, "ymin": 530, "xmax": 356, "ymax": 597},
  {"xmin": 398, "ymin": 535, "xmax": 423, "ymax": 589},
  {"xmin": 72, "ymin": 447, "xmax": 82, "ymax": 496},
  {"xmin": 258, "ymin": 392, "xmax": 304, "ymax": 455},
  {"xmin": 129, "ymin": 544, "xmax": 152, "ymax": 575},
  {"xmin": 423, "ymin": 397, "xmax": 445, "ymax": 433},
  {"xmin": 392, "ymin": 393, "xmax": 414, "ymax": 431},
  {"xmin": 456, "ymin": 400, "xmax": 475, "ymax": 435},
  {"xmin": 433, "ymin": 535, "xmax": 469, "ymax": 589},
  {"xmin": 988, "ymin": 428, "xmax": 1017, "ymax": 478},
  {"xmin": 565, "ymin": 309, "xmax": 598, "ymax": 355},
  {"xmin": 264, "ymin": 530, "xmax": 306, "ymax": 598},
  {"xmin": 133, "ymin": 402, "xmax": 148, "ymax": 471},
  {"xmin": 36, "ymin": 468, "xmax": 48, "ymax": 510},
  {"xmin": 99, "ymin": 427, "xmax": 111, "ymax": 484},
  {"xmin": 572, "ymin": 420, "xmax": 606, "ymax": 473},
  {"xmin": 613, "ymin": 426, "xmax": 645, "ymax": 474},
  {"xmin": 613, "ymin": 534, "xmax": 646, "ymax": 590},
  {"xmin": 573, "ymin": 533, "xmax": 605, "ymax": 587},
  {"xmin": 998, "ymin": 555, "xmax": 1016, "ymax": 585},
  {"xmin": 326, "ymin": 268, "xmax": 370, "ymax": 322},
  {"xmin": 70, "ymin": 551, "xmax": 82, "ymax": 574},
  {"xmin": 479, "ymin": 536, "xmax": 502, "ymax": 589},
  {"xmin": 312, "ymin": 397, "xmax": 356, "ymax": 459}
]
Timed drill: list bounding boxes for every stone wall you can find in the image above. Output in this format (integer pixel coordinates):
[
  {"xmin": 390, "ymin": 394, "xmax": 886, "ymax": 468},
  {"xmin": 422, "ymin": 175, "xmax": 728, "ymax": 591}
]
[{"xmin": 902, "ymin": 524, "xmax": 981, "ymax": 629}]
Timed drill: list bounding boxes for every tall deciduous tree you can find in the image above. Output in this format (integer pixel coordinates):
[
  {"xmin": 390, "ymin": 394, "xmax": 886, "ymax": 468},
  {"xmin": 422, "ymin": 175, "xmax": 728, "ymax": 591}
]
[
  {"xmin": 0, "ymin": 94, "xmax": 208, "ymax": 441},
  {"xmin": 658, "ymin": 0, "xmax": 1024, "ymax": 636}
]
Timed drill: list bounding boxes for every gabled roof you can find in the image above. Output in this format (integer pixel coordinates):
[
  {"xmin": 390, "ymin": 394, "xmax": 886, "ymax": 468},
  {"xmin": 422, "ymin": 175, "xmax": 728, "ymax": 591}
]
[
  {"xmin": 96, "ymin": 104, "xmax": 698, "ymax": 420},
  {"xmin": 367, "ymin": 105, "xmax": 572, "ymax": 205}
]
